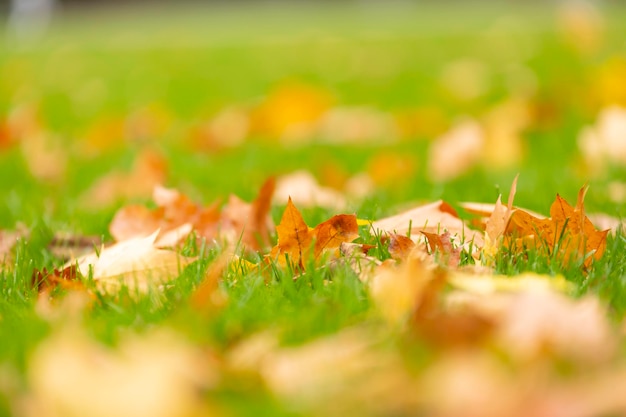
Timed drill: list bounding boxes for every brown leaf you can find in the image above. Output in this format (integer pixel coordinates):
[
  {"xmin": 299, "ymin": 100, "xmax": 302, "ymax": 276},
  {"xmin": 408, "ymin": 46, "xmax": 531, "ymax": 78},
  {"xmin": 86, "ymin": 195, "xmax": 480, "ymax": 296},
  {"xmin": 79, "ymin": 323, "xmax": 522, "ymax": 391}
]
[
  {"xmin": 387, "ymin": 233, "xmax": 416, "ymax": 261},
  {"xmin": 312, "ymin": 214, "xmax": 359, "ymax": 258},
  {"xmin": 421, "ymin": 231, "xmax": 461, "ymax": 268},
  {"xmin": 31, "ymin": 265, "xmax": 82, "ymax": 293},
  {"xmin": 372, "ymin": 200, "xmax": 482, "ymax": 247},
  {"xmin": 250, "ymin": 177, "xmax": 276, "ymax": 249}
]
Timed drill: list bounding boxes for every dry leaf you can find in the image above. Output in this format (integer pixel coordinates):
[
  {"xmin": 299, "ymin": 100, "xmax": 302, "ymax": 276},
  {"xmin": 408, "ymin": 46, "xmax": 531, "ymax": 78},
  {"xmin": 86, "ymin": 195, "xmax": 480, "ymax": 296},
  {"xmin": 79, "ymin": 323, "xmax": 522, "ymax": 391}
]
[
  {"xmin": 80, "ymin": 149, "xmax": 167, "ymax": 208},
  {"xmin": 369, "ymin": 255, "xmax": 433, "ymax": 324},
  {"xmin": 505, "ymin": 186, "xmax": 609, "ymax": 270},
  {"xmin": 111, "ymin": 179, "xmax": 274, "ymax": 250},
  {"xmin": 189, "ymin": 106, "xmax": 249, "ymax": 151},
  {"xmin": 587, "ymin": 213, "xmax": 624, "ymax": 234},
  {"xmin": 220, "ymin": 177, "xmax": 276, "ymax": 250},
  {"xmin": 421, "ymin": 231, "xmax": 462, "ymax": 268},
  {"xmin": 420, "ymin": 351, "xmax": 523, "ymax": 417},
  {"xmin": 497, "ymin": 290, "xmax": 615, "ymax": 363},
  {"xmin": 274, "ymin": 170, "xmax": 347, "ymax": 210},
  {"xmin": 557, "ymin": 0, "xmax": 604, "ymax": 54},
  {"xmin": 259, "ymin": 327, "xmax": 419, "ymax": 416},
  {"xmin": 335, "ymin": 242, "xmax": 381, "ymax": 282},
  {"xmin": 31, "ymin": 265, "xmax": 82, "ymax": 294},
  {"xmin": 26, "ymin": 328, "xmax": 214, "ymax": 417},
  {"xmin": 318, "ymin": 106, "xmax": 398, "ymax": 145},
  {"xmin": 372, "ymin": 200, "xmax": 482, "ymax": 247},
  {"xmin": 481, "ymin": 175, "xmax": 519, "ymax": 259},
  {"xmin": 481, "ymin": 99, "xmax": 528, "ymax": 169},
  {"xmin": 0, "ymin": 225, "xmax": 28, "ymax": 267},
  {"xmin": 269, "ymin": 198, "xmax": 358, "ymax": 270},
  {"xmin": 387, "ymin": 233, "xmax": 416, "ymax": 261},
  {"xmin": 428, "ymin": 118, "xmax": 484, "ymax": 182},
  {"xmin": 65, "ymin": 230, "xmax": 195, "ymax": 293},
  {"xmin": 366, "ymin": 152, "xmax": 417, "ymax": 187},
  {"xmin": 251, "ymin": 82, "xmax": 332, "ymax": 143},
  {"xmin": 312, "ymin": 214, "xmax": 359, "ymax": 258},
  {"xmin": 578, "ymin": 106, "xmax": 626, "ymax": 173},
  {"xmin": 190, "ymin": 252, "xmax": 230, "ymax": 312},
  {"xmin": 270, "ymin": 198, "xmax": 313, "ymax": 270},
  {"xmin": 449, "ymin": 272, "xmax": 573, "ymax": 297}
]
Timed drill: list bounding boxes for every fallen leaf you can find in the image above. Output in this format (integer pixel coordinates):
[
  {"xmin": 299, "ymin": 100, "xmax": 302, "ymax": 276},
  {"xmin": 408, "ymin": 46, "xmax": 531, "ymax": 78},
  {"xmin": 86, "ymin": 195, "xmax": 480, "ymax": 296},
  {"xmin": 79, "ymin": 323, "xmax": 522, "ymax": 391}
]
[
  {"xmin": 317, "ymin": 106, "xmax": 398, "ymax": 145},
  {"xmin": 366, "ymin": 152, "xmax": 416, "ymax": 187},
  {"xmin": 428, "ymin": 118, "xmax": 484, "ymax": 182},
  {"xmin": 369, "ymin": 255, "xmax": 433, "ymax": 324},
  {"xmin": 336, "ymin": 242, "xmax": 381, "ymax": 283},
  {"xmin": 505, "ymin": 186, "xmax": 609, "ymax": 270},
  {"xmin": 220, "ymin": 177, "xmax": 276, "ymax": 250},
  {"xmin": 448, "ymin": 272, "xmax": 574, "ymax": 296},
  {"xmin": 481, "ymin": 99, "xmax": 528, "ymax": 169},
  {"xmin": 482, "ymin": 174, "xmax": 519, "ymax": 259},
  {"xmin": 65, "ymin": 230, "xmax": 195, "ymax": 293},
  {"xmin": 31, "ymin": 265, "xmax": 82, "ymax": 293},
  {"xmin": 578, "ymin": 105, "xmax": 626, "ymax": 173},
  {"xmin": 410, "ymin": 267, "xmax": 495, "ymax": 347},
  {"xmin": 190, "ymin": 252, "xmax": 230, "ymax": 312},
  {"xmin": 557, "ymin": 0, "xmax": 604, "ymax": 54},
  {"xmin": 371, "ymin": 200, "xmax": 482, "ymax": 247},
  {"xmin": 111, "ymin": 179, "xmax": 274, "ymax": 251},
  {"xmin": 587, "ymin": 213, "xmax": 624, "ymax": 234},
  {"xmin": 0, "ymin": 225, "xmax": 28, "ymax": 267},
  {"xmin": 188, "ymin": 106, "xmax": 249, "ymax": 151},
  {"xmin": 497, "ymin": 290, "xmax": 615, "ymax": 363},
  {"xmin": 270, "ymin": 198, "xmax": 313, "ymax": 270},
  {"xmin": 269, "ymin": 198, "xmax": 359, "ymax": 270},
  {"xmin": 312, "ymin": 214, "xmax": 359, "ymax": 258},
  {"xmin": 251, "ymin": 82, "xmax": 332, "ymax": 143},
  {"xmin": 80, "ymin": 148, "xmax": 168, "ymax": 208},
  {"xmin": 387, "ymin": 233, "xmax": 416, "ymax": 261},
  {"xmin": 27, "ymin": 328, "xmax": 215, "ymax": 417},
  {"xmin": 421, "ymin": 231, "xmax": 462, "ymax": 268},
  {"xmin": 274, "ymin": 170, "xmax": 347, "ymax": 210},
  {"xmin": 259, "ymin": 327, "xmax": 419, "ymax": 416}
]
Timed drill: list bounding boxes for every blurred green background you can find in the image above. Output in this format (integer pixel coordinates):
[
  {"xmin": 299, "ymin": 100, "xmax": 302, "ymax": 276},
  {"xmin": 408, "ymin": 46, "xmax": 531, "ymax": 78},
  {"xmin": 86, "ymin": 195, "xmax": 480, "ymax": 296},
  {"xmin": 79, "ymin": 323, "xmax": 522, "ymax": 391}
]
[{"xmin": 1, "ymin": 1, "xmax": 625, "ymax": 233}]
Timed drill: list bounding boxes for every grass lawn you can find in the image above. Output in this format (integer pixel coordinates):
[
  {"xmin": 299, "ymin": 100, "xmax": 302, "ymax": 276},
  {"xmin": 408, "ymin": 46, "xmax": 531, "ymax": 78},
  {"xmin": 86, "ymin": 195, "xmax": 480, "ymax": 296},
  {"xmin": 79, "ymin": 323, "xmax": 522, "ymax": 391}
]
[{"xmin": 0, "ymin": 2, "xmax": 625, "ymax": 416}]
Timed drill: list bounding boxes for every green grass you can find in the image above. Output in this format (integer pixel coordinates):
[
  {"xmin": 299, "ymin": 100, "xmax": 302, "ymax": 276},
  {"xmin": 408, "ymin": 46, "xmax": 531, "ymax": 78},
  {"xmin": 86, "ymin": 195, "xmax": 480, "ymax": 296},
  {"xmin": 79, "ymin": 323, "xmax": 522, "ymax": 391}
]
[{"xmin": 0, "ymin": 2, "xmax": 625, "ymax": 416}]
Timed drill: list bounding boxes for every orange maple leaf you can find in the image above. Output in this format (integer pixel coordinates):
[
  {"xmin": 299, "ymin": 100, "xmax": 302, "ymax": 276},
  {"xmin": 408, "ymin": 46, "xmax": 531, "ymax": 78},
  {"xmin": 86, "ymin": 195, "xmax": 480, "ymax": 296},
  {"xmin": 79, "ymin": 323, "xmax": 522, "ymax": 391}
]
[
  {"xmin": 270, "ymin": 198, "xmax": 359, "ymax": 270},
  {"xmin": 505, "ymin": 186, "xmax": 609, "ymax": 269},
  {"xmin": 312, "ymin": 214, "xmax": 359, "ymax": 258}
]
